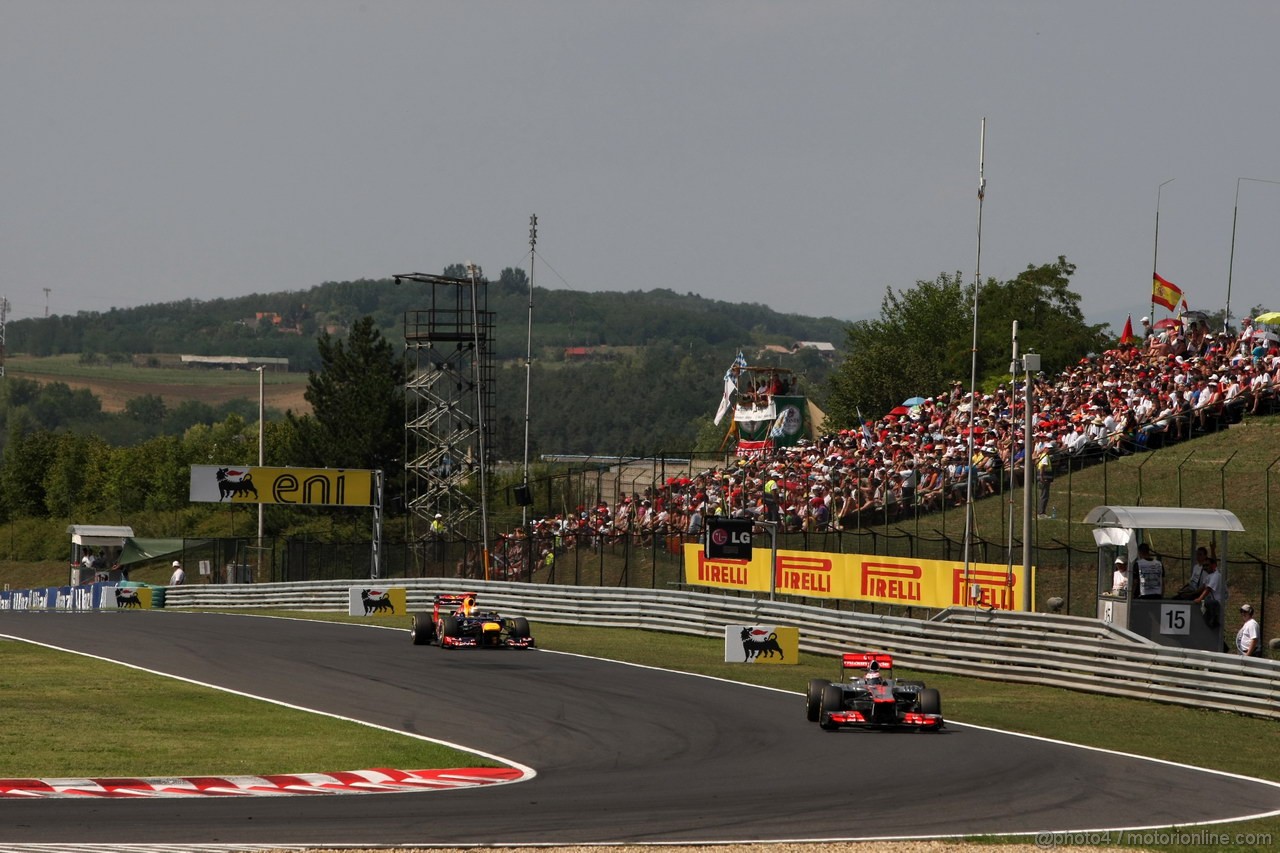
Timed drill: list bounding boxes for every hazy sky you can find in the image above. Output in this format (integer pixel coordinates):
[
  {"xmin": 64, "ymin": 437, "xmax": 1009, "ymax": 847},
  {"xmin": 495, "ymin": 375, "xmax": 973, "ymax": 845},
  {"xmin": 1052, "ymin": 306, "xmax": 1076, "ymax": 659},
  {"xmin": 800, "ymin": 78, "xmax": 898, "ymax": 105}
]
[{"xmin": 5, "ymin": 1, "xmax": 1279, "ymax": 332}]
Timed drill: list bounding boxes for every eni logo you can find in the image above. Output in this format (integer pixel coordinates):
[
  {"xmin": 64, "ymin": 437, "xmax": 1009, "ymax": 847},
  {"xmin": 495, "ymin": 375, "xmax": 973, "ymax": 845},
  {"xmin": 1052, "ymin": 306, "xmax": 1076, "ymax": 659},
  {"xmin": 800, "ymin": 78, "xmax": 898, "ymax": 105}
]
[{"xmin": 271, "ymin": 473, "xmax": 347, "ymax": 504}]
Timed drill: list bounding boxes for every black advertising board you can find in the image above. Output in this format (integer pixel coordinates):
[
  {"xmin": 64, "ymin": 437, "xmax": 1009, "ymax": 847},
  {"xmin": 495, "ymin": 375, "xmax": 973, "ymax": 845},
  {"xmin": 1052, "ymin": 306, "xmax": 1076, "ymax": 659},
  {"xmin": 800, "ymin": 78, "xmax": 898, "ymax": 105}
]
[{"xmin": 706, "ymin": 517, "xmax": 753, "ymax": 560}]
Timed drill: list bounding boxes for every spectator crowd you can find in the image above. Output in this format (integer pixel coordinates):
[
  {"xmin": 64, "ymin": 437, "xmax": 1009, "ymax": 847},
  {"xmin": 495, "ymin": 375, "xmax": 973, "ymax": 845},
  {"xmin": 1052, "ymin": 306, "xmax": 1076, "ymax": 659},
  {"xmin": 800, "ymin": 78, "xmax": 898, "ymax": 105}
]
[{"xmin": 496, "ymin": 315, "xmax": 1280, "ymax": 558}]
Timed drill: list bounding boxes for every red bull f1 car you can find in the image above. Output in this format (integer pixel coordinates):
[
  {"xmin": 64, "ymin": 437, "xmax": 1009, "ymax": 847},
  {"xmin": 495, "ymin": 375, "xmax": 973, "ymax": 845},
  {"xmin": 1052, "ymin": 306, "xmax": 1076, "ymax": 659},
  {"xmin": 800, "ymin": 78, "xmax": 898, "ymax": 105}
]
[
  {"xmin": 410, "ymin": 592, "xmax": 534, "ymax": 649},
  {"xmin": 805, "ymin": 652, "xmax": 943, "ymax": 731}
]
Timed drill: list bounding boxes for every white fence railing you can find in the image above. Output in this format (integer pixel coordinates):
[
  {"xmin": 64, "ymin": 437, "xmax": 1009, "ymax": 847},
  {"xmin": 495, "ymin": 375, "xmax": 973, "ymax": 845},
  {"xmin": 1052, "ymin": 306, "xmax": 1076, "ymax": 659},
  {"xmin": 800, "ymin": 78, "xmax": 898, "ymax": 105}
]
[{"xmin": 165, "ymin": 580, "xmax": 1280, "ymax": 720}]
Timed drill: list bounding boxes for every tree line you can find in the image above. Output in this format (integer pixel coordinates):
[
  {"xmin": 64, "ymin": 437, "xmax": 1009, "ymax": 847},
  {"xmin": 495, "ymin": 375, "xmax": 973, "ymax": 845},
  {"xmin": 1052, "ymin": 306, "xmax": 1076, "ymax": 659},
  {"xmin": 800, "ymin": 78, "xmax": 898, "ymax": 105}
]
[
  {"xmin": 1, "ymin": 318, "xmax": 405, "ymax": 557},
  {"xmin": 824, "ymin": 257, "xmax": 1111, "ymax": 421},
  {"xmin": 8, "ymin": 270, "xmax": 848, "ymax": 370}
]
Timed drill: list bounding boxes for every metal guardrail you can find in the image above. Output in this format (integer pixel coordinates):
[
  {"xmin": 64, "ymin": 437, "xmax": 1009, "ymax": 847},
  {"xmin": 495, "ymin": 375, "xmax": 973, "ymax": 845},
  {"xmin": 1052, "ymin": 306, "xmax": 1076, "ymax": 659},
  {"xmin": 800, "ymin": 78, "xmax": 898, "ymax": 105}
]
[{"xmin": 165, "ymin": 580, "xmax": 1280, "ymax": 720}]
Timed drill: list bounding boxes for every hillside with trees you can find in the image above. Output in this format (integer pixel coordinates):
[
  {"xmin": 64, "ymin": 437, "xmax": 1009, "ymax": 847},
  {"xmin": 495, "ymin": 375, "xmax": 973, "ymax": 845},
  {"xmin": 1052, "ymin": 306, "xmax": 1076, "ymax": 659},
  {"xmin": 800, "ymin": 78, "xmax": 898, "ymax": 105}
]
[
  {"xmin": 0, "ymin": 254, "xmax": 1135, "ymax": 563},
  {"xmin": 1, "ymin": 274, "xmax": 846, "ymax": 460},
  {"xmin": 7, "ymin": 270, "xmax": 848, "ymax": 370}
]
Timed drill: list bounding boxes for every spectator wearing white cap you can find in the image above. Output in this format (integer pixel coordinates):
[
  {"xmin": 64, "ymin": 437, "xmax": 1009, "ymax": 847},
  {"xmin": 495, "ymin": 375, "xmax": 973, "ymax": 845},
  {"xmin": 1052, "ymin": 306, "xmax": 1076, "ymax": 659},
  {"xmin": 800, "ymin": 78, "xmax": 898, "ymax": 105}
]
[
  {"xmin": 1236, "ymin": 604, "xmax": 1260, "ymax": 657},
  {"xmin": 1111, "ymin": 557, "xmax": 1128, "ymax": 596},
  {"xmin": 169, "ymin": 560, "xmax": 185, "ymax": 586}
]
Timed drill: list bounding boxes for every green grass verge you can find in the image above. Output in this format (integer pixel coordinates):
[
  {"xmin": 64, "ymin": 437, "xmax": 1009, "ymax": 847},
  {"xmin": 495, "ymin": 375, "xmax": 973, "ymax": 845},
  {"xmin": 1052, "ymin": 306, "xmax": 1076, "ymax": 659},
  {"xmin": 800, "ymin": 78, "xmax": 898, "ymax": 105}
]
[{"xmin": 0, "ymin": 634, "xmax": 490, "ymax": 778}]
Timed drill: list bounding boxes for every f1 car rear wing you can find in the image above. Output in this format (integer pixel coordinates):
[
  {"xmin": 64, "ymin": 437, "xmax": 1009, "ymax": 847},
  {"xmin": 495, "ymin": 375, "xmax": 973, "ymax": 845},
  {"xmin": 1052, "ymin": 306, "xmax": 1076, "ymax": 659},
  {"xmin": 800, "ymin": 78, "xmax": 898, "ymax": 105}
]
[
  {"xmin": 842, "ymin": 652, "xmax": 894, "ymax": 671},
  {"xmin": 434, "ymin": 592, "xmax": 478, "ymax": 605}
]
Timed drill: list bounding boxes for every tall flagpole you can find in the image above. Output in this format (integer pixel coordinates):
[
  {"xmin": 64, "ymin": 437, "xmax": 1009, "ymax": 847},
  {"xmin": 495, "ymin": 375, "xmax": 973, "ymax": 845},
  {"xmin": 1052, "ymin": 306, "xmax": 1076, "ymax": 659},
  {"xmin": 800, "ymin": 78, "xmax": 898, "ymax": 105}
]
[
  {"xmin": 1152, "ymin": 178, "xmax": 1174, "ymax": 320},
  {"xmin": 522, "ymin": 214, "xmax": 537, "ymax": 531},
  {"xmin": 962, "ymin": 118, "xmax": 986, "ymax": 594},
  {"xmin": 1225, "ymin": 177, "xmax": 1280, "ymax": 332}
]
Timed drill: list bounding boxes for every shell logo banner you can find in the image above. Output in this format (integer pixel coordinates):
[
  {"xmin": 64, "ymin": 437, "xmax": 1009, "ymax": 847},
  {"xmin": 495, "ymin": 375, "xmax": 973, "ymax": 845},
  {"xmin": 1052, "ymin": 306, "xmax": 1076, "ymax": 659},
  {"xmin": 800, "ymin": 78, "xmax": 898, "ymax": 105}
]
[
  {"xmin": 189, "ymin": 465, "xmax": 373, "ymax": 506},
  {"xmin": 684, "ymin": 543, "xmax": 1032, "ymax": 611},
  {"xmin": 724, "ymin": 625, "xmax": 799, "ymax": 665}
]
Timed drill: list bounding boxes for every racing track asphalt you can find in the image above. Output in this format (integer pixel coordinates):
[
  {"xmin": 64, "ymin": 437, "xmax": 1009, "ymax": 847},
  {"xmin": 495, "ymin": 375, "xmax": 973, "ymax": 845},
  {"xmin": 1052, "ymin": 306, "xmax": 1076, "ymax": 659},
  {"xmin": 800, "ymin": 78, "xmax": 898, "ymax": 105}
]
[{"xmin": 1, "ymin": 610, "xmax": 1277, "ymax": 847}]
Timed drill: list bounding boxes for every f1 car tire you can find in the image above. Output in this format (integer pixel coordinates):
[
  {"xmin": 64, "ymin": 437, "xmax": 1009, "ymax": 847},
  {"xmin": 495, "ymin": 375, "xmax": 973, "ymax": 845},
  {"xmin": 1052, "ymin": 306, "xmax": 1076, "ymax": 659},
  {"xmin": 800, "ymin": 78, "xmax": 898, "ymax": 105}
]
[
  {"xmin": 439, "ymin": 614, "xmax": 461, "ymax": 643},
  {"xmin": 806, "ymin": 678, "xmax": 829, "ymax": 722},
  {"xmin": 819, "ymin": 683, "xmax": 844, "ymax": 731},
  {"xmin": 510, "ymin": 616, "xmax": 531, "ymax": 640},
  {"xmin": 410, "ymin": 613, "xmax": 435, "ymax": 646},
  {"xmin": 918, "ymin": 687, "xmax": 942, "ymax": 717}
]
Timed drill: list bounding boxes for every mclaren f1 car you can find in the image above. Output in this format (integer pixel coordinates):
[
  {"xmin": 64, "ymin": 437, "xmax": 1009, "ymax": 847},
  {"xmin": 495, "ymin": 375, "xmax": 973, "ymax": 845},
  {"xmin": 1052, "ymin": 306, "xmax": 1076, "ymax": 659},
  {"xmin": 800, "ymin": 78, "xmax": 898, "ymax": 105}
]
[
  {"xmin": 410, "ymin": 592, "xmax": 534, "ymax": 649},
  {"xmin": 805, "ymin": 652, "xmax": 942, "ymax": 731}
]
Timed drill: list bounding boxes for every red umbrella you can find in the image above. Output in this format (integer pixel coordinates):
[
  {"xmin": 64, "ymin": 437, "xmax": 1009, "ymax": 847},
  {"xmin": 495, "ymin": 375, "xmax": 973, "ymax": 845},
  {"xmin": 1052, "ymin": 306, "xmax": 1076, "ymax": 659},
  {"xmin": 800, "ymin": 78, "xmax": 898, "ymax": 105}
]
[
  {"xmin": 888, "ymin": 405, "xmax": 910, "ymax": 416},
  {"xmin": 1153, "ymin": 318, "xmax": 1181, "ymax": 331}
]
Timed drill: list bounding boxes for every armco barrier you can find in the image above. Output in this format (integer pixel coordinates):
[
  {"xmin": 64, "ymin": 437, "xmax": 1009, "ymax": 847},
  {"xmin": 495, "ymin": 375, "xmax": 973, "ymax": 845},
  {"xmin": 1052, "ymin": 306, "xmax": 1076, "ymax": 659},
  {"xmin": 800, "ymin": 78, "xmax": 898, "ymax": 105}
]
[{"xmin": 163, "ymin": 580, "xmax": 1280, "ymax": 720}]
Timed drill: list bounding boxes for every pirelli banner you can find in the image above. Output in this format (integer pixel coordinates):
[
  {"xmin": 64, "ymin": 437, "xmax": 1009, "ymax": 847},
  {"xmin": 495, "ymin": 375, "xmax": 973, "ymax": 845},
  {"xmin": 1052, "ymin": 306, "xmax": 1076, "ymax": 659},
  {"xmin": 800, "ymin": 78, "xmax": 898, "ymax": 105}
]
[
  {"xmin": 189, "ymin": 465, "xmax": 374, "ymax": 506},
  {"xmin": 683, "ymin": 543, "xmax": 1033, "ymax": 611}
]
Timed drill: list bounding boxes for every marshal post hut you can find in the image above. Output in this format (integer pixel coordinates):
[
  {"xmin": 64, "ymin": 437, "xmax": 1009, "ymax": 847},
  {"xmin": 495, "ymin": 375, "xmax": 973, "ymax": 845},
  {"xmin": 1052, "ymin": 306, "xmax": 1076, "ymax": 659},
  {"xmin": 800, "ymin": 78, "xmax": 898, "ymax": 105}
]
[{"xmin": 1085, "ymin": 505, "xmax": 1243, "ymax": 652}]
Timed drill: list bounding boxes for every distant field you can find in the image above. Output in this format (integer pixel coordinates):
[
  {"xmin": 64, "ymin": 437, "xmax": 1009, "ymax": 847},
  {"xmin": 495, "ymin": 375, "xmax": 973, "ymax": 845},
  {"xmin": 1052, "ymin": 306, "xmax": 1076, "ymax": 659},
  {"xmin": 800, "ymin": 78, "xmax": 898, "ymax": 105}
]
[{"xmin": 4, "ymin": 354, "xmax": 311, "ymax": 414}]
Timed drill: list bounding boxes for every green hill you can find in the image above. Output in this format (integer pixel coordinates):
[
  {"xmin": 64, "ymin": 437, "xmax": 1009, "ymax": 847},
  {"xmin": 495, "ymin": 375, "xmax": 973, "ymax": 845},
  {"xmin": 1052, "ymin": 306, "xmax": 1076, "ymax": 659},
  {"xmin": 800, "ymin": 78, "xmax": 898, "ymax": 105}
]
[{"xmin": 3, "ymin": 275, "xmax": 846, "ymax": 456}]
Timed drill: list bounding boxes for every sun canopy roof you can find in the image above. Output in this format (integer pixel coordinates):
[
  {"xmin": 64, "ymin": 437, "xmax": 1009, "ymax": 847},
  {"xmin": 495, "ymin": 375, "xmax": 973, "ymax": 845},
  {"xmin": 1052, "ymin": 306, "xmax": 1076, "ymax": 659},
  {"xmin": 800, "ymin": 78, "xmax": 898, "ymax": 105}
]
[
  {"xmin": 1082, "ymin": 505, "xmax": 1243, "ymax": 532},
  {"xmin": 67, "ymin": 525, "xmax": 135, "ymax": 547}
]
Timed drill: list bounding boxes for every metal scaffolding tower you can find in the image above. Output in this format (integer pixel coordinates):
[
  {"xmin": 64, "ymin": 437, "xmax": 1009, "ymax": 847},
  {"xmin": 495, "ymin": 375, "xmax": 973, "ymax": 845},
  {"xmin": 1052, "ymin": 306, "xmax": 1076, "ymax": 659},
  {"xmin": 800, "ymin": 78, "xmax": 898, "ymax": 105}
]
[{"xmin": 392, "ymin": 267, "xmax": 494, "ymax": 559}]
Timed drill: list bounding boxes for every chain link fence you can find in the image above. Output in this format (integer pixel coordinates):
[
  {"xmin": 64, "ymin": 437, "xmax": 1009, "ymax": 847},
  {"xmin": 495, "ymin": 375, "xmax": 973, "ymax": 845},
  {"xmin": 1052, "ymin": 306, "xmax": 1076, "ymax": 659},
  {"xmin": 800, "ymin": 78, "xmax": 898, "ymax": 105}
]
[{"xmin": 206, "ymin": 442, "xmax": 1278, "ymax": 655}]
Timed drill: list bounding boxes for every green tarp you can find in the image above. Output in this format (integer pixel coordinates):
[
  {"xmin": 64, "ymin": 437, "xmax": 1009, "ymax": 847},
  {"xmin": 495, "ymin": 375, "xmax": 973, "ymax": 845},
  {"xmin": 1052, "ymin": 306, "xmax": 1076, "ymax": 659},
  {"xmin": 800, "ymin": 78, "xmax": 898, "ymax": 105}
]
[{"xmin": 118, "ymin": 538, "xmax": 211, "ymax": 566}]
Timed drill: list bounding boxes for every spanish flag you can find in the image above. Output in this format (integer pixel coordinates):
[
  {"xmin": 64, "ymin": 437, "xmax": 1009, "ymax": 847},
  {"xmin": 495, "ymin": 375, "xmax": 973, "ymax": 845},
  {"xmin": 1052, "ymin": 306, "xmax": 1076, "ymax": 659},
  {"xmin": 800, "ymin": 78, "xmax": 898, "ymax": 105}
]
[
  {"xmin": 1152, "ymin": 273, "xmax": 1183, "ymax": 311},
  {"xmin": 1120, "ymin": 315, "xmax": 1134, "ymax": 345}
]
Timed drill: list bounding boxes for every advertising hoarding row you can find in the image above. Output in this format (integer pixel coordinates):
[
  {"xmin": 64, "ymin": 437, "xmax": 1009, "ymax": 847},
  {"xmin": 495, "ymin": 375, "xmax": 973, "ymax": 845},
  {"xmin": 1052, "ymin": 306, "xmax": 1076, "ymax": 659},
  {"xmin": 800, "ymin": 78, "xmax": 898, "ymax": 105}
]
[
  {"xmin": 0, "ymin": 583, "xmax": 157, "ymax": 611},
  {"xmin": 683, "ymin": 543, "xmax": 1032, "ymax": 611}
]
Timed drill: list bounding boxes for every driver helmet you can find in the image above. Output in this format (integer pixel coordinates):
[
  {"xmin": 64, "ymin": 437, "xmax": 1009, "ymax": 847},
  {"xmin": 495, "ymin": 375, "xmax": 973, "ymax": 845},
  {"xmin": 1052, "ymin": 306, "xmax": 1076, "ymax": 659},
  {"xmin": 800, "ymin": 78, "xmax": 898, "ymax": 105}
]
[
  {"xmin": 865, "ymin": 660, "xmax": 883, "ymax": 685},
  {"xmin": 460, "ymin": 594, "xmax": 476, "ymax": 616}
]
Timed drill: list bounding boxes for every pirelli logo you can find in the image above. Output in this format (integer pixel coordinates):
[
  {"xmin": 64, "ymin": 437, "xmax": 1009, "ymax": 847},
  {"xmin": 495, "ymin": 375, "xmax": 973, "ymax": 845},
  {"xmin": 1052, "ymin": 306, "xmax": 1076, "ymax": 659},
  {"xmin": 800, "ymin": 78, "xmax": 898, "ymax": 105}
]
[
  {"xmin": 695, "ymin": 551, "xmax": 750, "ymax": 586},
  {"xmin": 954, "ymin": 569, "xmax": 1016, "ymax": 609},
  {"xmin": 860, "ymin": 561, "xmax": 923, "ymax": 602},
  {"xmin": 775, "ymin": 555, "xmax": 834, "ymax": 594}
]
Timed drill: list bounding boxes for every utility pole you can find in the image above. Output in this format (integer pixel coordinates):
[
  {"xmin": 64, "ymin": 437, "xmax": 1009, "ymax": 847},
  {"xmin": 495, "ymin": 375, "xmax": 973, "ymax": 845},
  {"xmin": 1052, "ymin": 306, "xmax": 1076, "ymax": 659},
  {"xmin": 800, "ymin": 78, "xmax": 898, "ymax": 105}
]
[
  {"xmin": 0, "ymin": 296, "xmax": 8, "ymax": 378},
  {"xmin": 522, "ymin": 214, "xmax": 537, "ymax": 530},
  {"xmin": 43, "ymin": 288, "xmax": 51, "ymax": 318}
]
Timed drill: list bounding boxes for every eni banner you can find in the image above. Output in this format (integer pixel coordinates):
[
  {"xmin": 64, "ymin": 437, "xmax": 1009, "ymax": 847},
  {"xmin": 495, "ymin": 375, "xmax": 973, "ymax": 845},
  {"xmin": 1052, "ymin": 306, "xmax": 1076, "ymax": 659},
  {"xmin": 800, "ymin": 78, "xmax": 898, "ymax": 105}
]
[
  {"xmin": 724, "ymin": 625, "xmax": 799, "ymax": 665},
  {"xmin": 189, "ymin": 465, "xmax": 373, "ymax": 506},
  {"xmin": 683, "ymin": 543, "xmax": 1033, "ymax": 612},
  {"xmin": 348, "ymin": 587, "xmax": 407, "ymax": 617}
]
